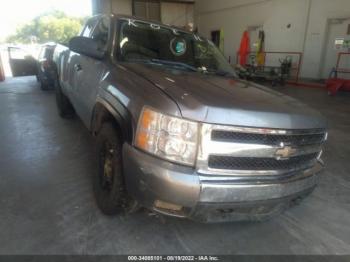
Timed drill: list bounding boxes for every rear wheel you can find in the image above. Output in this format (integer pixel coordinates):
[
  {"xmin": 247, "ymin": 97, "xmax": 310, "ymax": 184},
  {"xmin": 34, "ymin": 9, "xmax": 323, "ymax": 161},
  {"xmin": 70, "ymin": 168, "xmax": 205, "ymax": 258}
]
[
  {"xmin": 94, "ymin": 123, "xmax": 128, "ymax": 215},
  {"xmin": 55, "ymin": 79, "xmax": 75, "ymax": 118},
  {"xmin": 40, "ymin": 80, "xmax": 49, "ymax": 91}
]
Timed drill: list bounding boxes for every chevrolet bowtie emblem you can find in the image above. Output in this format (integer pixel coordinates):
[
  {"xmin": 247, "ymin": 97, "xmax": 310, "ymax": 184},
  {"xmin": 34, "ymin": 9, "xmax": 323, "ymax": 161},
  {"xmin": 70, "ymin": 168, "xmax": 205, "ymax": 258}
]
[{"xmin": 275, "ymin": 146, "xmax": 297, "ymax": 159}]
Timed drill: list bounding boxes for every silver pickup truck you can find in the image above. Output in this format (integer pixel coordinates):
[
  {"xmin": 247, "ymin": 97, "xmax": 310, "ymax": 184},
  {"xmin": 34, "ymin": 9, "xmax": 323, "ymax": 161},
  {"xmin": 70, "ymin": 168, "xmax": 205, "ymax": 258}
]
[{"xmin": 53, "ymin": 14, "xmax": 327, "ymax": 222}]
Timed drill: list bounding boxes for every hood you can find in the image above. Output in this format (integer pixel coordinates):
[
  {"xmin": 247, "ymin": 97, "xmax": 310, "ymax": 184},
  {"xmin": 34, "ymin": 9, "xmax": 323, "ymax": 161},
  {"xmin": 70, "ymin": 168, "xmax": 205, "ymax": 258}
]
[{"xmin": 123, "ymin": 63, "xmax": 327, "ymax": 130}]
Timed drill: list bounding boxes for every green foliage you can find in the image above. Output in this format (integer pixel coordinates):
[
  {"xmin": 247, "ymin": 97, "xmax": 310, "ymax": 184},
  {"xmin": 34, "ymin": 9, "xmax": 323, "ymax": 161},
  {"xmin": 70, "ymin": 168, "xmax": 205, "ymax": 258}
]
[{"xmin": 6, "ymin": 11, "xmax": 87, "ymax": 44}]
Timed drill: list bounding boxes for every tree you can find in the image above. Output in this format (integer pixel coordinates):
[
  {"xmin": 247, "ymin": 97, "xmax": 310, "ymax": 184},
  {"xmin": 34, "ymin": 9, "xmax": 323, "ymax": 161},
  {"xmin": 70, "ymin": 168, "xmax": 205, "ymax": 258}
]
[{"xmin": 6, "ymin": 11, "xmax": 87, "ymax": 44}]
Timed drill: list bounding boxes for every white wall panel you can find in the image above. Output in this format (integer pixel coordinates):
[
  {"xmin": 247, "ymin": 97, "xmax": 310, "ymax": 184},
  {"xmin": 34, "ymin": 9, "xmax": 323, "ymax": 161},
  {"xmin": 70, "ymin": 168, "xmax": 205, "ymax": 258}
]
[{"xmin": 195, "ymin": 0, "xmax": 350, "ymax": 79}]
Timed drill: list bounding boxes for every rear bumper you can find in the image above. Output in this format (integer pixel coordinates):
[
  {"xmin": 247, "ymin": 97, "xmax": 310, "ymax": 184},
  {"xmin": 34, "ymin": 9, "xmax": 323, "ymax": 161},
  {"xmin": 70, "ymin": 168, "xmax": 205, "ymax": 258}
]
[{"xmin": 123, "ymin": 144, "xmax": 323, "ymax": 222}]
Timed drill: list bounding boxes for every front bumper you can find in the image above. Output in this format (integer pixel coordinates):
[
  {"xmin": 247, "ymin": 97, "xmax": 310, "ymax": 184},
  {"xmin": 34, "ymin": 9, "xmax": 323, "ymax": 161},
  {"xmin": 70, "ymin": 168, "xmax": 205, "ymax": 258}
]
[{"xmin": 123, "ymin": 144, "xmax": 323, "ymax": 222}]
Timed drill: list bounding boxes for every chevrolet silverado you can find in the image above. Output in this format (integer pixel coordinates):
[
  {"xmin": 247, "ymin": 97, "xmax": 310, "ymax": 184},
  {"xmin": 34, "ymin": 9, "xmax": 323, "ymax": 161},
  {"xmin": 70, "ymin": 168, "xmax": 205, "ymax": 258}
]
[{"xmin": 53, "ymin": 14, "xmax": 327, "ymax": 222}]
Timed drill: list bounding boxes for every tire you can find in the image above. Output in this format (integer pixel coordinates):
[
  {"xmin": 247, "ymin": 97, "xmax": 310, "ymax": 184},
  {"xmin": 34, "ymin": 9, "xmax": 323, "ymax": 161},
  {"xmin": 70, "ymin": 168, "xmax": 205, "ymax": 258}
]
[
  {"xmin": 55, "ymin": 79, "xmax": 75, "ymax": 118},
  {"xmin": 40, "ymin": 80, "xmax": 49, "ymax": 91},
  {"xmin": 94, "ymin": 123, "xmax": 128, "ymax": 215}
]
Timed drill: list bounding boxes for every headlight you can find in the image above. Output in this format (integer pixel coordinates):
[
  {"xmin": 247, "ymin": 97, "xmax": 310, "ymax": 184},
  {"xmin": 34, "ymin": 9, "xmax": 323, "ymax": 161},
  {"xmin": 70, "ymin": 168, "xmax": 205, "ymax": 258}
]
[{"xmin": 135, "ymin": 107, "xmax": 199, "ymax": 166}]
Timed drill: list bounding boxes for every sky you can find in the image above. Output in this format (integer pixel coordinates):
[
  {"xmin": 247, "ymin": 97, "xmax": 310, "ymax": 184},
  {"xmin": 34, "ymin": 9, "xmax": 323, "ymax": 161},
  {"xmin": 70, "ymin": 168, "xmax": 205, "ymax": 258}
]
[{"xmin": 0, "ymin": 0, "xmax": 92, "ymax": 41}]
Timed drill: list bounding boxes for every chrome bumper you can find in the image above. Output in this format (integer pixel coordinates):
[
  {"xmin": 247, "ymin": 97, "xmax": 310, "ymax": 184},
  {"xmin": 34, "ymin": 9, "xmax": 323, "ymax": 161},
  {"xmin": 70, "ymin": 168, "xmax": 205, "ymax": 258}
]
[
  {"xmin": 200, "ymin": 171, "xmax": 320, "ymax": 203},
  {"xmin": 123, "ymin": 144, "xmax": 323, "ymax": 222}
]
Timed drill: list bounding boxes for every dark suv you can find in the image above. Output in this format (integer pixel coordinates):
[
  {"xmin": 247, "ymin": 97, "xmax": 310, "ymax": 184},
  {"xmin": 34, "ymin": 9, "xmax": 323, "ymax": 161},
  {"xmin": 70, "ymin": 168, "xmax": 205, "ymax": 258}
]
[{"xmin": 36, "ymin": 43, "xmax": 56, "ymax": 90}]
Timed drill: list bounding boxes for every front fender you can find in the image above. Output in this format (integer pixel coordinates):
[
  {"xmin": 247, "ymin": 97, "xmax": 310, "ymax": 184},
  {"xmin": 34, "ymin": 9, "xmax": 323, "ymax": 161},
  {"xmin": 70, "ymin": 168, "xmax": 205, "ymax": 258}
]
[{"xmin": 91, "ymin": 96, "xmax": 134, "ymax": 144}]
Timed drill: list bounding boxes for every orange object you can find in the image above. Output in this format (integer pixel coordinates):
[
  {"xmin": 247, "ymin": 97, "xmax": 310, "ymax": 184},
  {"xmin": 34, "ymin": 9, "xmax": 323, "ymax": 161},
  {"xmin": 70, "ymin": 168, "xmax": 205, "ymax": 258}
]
[
  {"xmin": 238, "ymin": 30, "xmax": 250, "ymax": 66},
  {"xmin": 0, "ymin": 53, "xmax": 5, "ymax": 82}
]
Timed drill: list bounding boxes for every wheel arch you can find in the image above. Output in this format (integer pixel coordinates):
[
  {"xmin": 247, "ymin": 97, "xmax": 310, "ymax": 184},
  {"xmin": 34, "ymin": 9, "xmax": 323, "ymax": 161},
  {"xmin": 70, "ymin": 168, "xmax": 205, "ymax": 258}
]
[{"xmin": 90, "ymin": 98, "xmax": 134, "ymax": 144}]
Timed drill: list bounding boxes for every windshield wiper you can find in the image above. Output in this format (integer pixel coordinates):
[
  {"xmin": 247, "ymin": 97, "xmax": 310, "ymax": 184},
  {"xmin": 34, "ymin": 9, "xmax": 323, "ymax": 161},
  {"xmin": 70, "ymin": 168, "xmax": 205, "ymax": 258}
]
[
  {"xmin": 150, "ymin": 59, "xmax": 199, "ymax": 72},
  {"xmin": 206, "ymin": 69, "xmax": 236, "ymax": 78},
  {"xmin": 126, "ymin": 58, "xmax": 234, "ymax": 77}
]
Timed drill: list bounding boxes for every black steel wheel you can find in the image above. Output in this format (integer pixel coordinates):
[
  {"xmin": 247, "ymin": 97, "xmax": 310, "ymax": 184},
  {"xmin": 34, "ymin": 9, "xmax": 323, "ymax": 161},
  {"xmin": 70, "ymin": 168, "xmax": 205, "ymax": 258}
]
[{"xmin": 94, "ymin": 123, "xmax": 128, "ymax": 215}]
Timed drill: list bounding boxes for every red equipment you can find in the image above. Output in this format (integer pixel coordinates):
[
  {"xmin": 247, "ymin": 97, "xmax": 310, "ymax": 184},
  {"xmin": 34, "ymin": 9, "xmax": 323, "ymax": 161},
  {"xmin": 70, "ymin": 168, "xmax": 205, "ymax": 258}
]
[
  {"xmin": 238, "ymin": 31, "xmax": 250, "ymax": 66},
  {"xmin": 327, "ymin": 78, "xmax": 350, "ymax": 96},
  {"xmin": 326, "ymin": 52, "xmax": 350, "ymax": 96}
]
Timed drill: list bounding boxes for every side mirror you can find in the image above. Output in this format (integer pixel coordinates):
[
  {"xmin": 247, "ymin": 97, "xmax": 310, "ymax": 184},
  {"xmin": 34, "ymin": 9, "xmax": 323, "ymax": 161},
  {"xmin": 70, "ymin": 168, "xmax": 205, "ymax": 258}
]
[{"xmin": 69, "ymin": 36, "xmax": 105, "ymax": 60}]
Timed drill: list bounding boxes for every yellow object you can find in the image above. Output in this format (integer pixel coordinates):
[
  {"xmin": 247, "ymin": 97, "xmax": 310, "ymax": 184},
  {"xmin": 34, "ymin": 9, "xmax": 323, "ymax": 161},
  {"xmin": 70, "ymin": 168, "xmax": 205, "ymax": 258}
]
[
  {"xmin": 256, "ymin": 30, "xmax": 265, "ymax": 66},
  {"xmin": 256, "ymin": 52, "xmax": 265, "ymax": 66},
  {"xmin": 219, "ymin": 29, "xmax": 225, "ymax": 53}
]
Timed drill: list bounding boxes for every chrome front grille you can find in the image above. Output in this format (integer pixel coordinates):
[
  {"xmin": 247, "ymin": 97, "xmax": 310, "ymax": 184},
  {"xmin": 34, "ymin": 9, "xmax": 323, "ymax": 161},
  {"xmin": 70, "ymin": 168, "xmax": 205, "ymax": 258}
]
[
  {"xmin": 211, "ymin": 130, "xmax": 325, "ymax": 146},
  {"xmin": 196, "ymin": 124, "xmax": 326, "ymax": 176}
]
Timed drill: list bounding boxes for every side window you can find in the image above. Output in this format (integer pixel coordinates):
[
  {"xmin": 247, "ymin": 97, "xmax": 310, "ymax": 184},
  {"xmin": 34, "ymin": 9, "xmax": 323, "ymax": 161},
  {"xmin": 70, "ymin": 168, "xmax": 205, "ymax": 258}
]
[
  {"xmin": 81, "ymin": 19, "xmax": 97, "ymax": 37},
  {"xmin": 91, "ymin": 17, "xmax": 110, "ymax": 50}
]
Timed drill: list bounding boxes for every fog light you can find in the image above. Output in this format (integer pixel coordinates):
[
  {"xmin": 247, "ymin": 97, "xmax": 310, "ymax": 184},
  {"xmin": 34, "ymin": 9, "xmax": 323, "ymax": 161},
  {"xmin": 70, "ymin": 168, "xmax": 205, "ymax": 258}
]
[{"xmin": 154, "ymin": 200, "xmax": 183, "ymax": 211}]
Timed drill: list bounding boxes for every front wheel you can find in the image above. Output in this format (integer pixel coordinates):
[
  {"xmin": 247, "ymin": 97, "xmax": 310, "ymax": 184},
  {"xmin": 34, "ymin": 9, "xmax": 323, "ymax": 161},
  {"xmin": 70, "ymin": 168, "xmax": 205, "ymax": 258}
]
[{"xmin": 94, "ymin": 123, "xmax": 128, "ymax": 215}]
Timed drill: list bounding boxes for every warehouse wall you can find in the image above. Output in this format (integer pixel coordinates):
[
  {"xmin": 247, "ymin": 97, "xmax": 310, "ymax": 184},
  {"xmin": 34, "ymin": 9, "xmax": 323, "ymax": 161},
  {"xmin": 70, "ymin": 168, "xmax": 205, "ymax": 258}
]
[
  {"xmin": 92, "ymin": 0, "xmax": 193, "ymax": 27},
  {"xmin": 111, "ymin": 0, "xmax": 132, "ymax": 14},
  {"xmin": 92, "ymin": 0, "xmax": 132, "ymax": 15},
  {"xmin": 303, "ymin": 0, "xmax": 350, "ymax": 78},
  {"xmin": 195, "ymin": 0, "xmax": 350, "ymax": 79},
  {"xmin": 161, "ymin": 2, "xmax": 194, "ymax": 27}
]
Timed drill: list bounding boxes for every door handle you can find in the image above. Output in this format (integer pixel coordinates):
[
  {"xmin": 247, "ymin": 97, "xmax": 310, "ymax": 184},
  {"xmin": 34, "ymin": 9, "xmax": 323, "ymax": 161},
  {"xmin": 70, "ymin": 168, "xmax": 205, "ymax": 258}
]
[{"xmin": 74, "ymin": 64, "xmax": 82, "ymax": 72}]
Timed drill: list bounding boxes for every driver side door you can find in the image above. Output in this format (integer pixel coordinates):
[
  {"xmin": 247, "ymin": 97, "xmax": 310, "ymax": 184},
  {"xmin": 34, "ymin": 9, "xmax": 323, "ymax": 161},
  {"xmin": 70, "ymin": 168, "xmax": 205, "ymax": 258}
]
[
  {"xmin": 73, "ymin": 16, "xmax": 110, "ymax": 127},
  {"xmin": 66, "ymin": 17, "xmax": 98, "ymax": 120}
]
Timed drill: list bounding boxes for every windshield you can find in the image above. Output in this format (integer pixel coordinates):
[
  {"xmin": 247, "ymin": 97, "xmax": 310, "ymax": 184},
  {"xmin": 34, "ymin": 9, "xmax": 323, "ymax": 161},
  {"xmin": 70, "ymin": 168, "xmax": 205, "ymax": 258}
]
[{"xmin": 116, "ymin": 19, "xmax": 236, "ymax": 77}]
